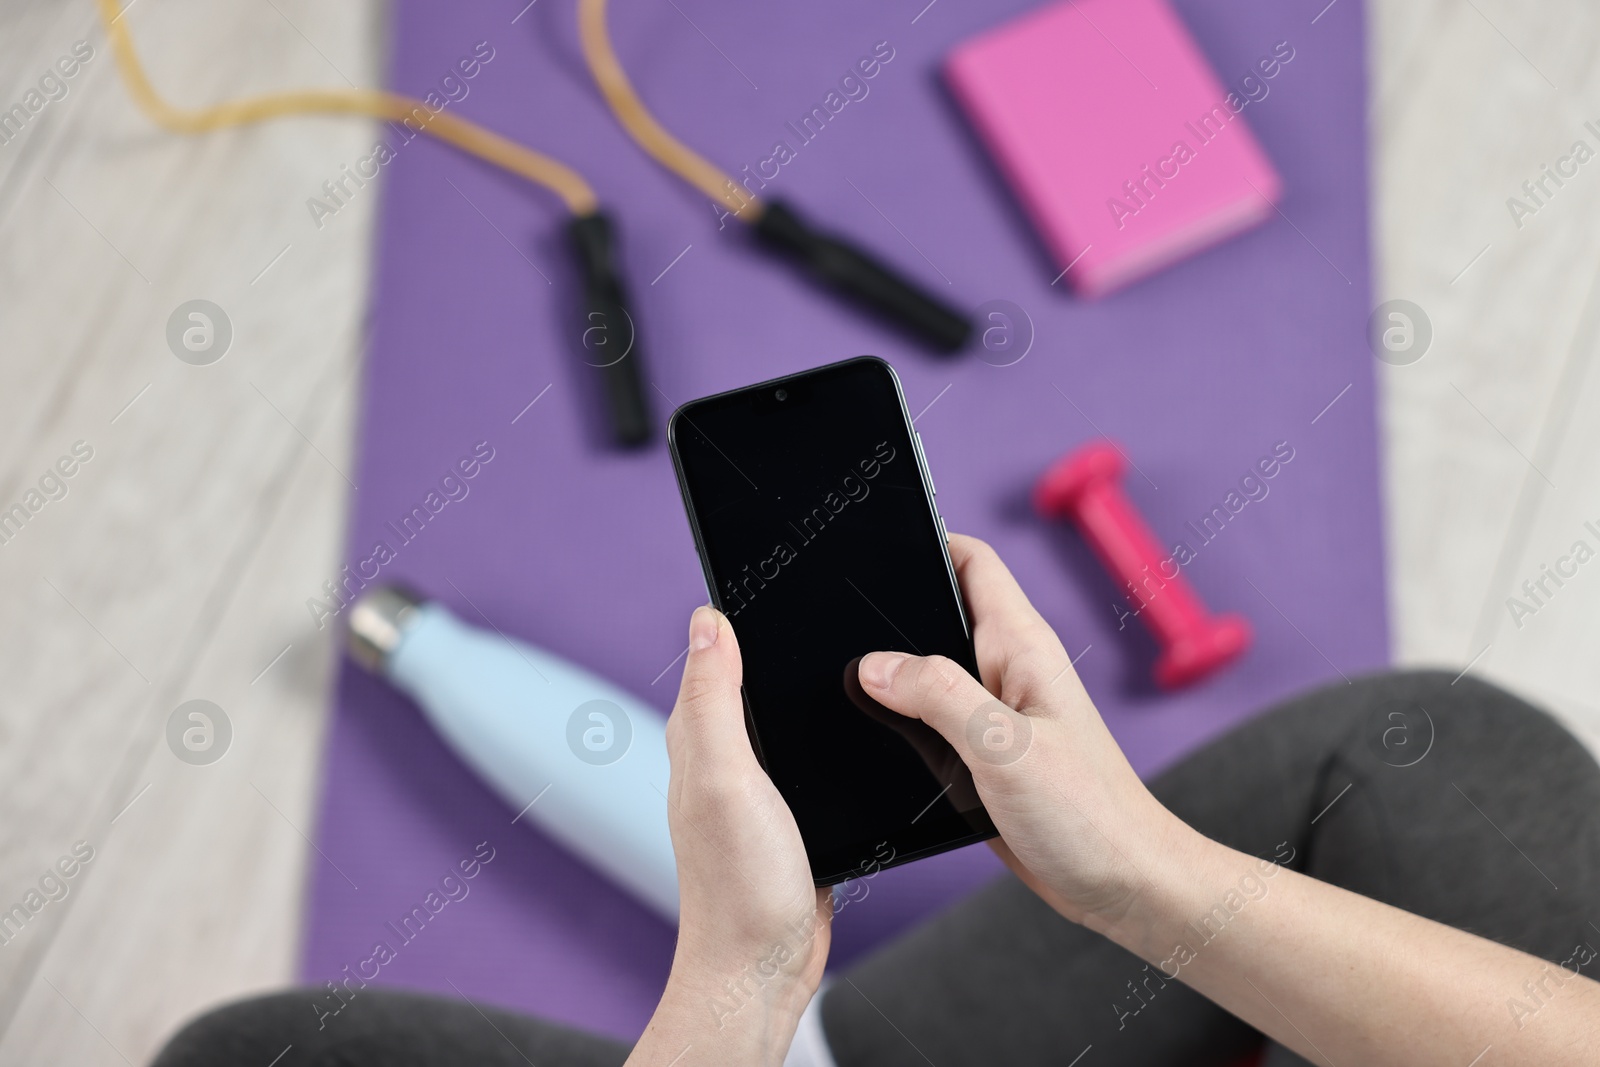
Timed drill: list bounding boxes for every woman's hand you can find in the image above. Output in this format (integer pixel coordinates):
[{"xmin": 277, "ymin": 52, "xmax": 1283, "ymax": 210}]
[
  {"xmin": 628, "ymin": 606, "xmax": 831, "ymax": 1067},
  {"xmin": 858, "ymin": 533, "xmax": 1191, "ymax": 932},
  {"xmin": 860, "ymin": 534, "xmax": 1600, "ymax": 1066}
]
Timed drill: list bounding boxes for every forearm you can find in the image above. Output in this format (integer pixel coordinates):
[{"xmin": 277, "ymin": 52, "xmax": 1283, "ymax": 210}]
[{"xmin": 1094, "ymin": 821, "xmax": 1600, "ymax": 1065}]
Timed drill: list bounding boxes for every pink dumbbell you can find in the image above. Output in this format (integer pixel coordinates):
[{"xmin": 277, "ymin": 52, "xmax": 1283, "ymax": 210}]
[{"xmin": 1034, "ymin": 440, "xmax": 1251, "ymax": 689}]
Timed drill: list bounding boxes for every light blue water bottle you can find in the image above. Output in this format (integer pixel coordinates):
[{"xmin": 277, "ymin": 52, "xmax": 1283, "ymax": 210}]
[{"xmin": 346, "ymin": 586, "xmax": 679, "ymax": 921}]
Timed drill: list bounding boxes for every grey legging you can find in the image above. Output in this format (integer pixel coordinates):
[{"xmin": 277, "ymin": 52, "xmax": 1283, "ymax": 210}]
[{"xmin": 153, "ymin": 671, "xmax": 1600, "ymax": 1067}]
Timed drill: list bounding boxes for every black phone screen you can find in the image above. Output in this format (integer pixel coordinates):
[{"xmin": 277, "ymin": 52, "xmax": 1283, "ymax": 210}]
[{"xmin": 668, "ymin": 357, "xmax": 996, "ymax": 884}]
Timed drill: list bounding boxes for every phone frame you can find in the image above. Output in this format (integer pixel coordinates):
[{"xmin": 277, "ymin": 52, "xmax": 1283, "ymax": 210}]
[{"xmin": 667, "ymin": 355, "xmax": 998, "ymax": 886}]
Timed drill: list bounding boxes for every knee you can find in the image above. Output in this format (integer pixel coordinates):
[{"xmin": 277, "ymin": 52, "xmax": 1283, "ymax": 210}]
[
  {"xmin": 1263, "ymin": 668, "xmax": 1595, "ymax": 785},
  {"xmin": 1331, "ymin": 668, "xmax": 1535, "ymax": 722},
  {"xmin": 1346, "ymin": 669, "xmax": 1597, "ymax": 787},
  {"xmin": 153, "ymin": 990, "xmax": 330, "ymax": 1066},
  {"xmin": 1362, "ymin": 667, "xmax": 1570, "ymax": 736}
]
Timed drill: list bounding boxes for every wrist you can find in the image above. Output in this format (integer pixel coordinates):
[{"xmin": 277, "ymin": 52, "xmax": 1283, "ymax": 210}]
[
  {"xmin": 1034, "ymin": 788, "xmax": 1211, "ymax": 935},
  {"xmin": 1085, "ymin": 816, "xmax": 1284, "ymax": 968},
  {"xmin": 675, "ymin": 898, "xmax": 828, "ymax": 1007},
  {"xmin": 627, "ymin": 948, "xmax": 817, "ymax": 1067},
  {"xmin": 626, "ymin": 909, "xmax": 827, "ymax": 1067},
  {"xmin": 669, "ymin": 937, "xmax": 820, "ymax": 1031},
  {"xmin": 1083, "ymin": 813, "xmax": 1204, "ymax": 937}
]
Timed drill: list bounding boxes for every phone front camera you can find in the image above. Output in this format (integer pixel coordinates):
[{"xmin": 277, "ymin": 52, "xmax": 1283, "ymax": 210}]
[{"xmin": 775, "ymin": 388, "xmax": 788, "ymax": 401}]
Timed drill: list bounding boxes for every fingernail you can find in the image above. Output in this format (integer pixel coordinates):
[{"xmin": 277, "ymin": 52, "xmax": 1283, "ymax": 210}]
[
  {"xmin": 859, "ymin": 651, "xmax": 909, "ymax": 689},
  {"xmin": 690, "ymin": 605, "xmax": 720, "ymax": 650}
]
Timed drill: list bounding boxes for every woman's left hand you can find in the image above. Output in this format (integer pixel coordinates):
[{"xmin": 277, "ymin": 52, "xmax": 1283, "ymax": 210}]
[{"xmin": 628, "ymin": 606, "xmax": 832, "ymax": 1066}]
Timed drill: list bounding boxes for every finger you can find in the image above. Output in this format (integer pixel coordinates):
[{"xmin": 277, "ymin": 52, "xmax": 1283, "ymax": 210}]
[
  {"xmin": 670, "ymin": 606, "xmax": 758, "ymax": 772},
  {"xmin": 946, "ymin": 533, "xmax": 1068, "ymax": 697},
  {"xmin": 947, "ymin": 533, "xmax": 1042, "ymax": 634},
  {"xmin": 857, "ymin": 650, "xmax": 1027, "ymax": 769}
]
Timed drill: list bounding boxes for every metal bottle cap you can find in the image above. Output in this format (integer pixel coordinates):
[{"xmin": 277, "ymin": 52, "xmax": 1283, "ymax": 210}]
[{"xmin": 346, "ymin": 584, "xmax": 426, "ymax": 673}]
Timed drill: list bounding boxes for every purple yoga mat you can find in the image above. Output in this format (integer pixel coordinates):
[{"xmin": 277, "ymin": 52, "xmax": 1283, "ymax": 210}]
[{"xmin": 301, "ymin": 0, "xmax": 1386, "ymax": 1041}]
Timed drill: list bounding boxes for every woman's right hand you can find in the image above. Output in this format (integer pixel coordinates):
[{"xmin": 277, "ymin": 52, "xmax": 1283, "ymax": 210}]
[
  {"xmin": 857, "ymin": 533, "xmax": 1196, "ymax": 932},
  {"xmin": 865, "ymin": 534, "xmax": 1600, "ymax": 1067}
]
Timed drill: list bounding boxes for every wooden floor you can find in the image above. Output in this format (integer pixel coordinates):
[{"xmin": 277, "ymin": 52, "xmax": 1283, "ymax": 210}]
[
  {"xmin": 0, "ymin": 1, "xmax": 378, "ymax": 1062},
  {"xmin": 0, "ymin": 0, "xmax": 1596, "ymax": 1062},
  {"xmin": 1372, "ymin": 0, "xmax": 1600, "ymax": 749}
]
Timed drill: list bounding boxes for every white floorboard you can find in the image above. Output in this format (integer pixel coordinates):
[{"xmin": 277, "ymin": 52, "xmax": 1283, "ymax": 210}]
[
  {"xmin": 1370, "ymin": 0, "xmax": 1600, "ymax": 750},
  {"xmin": 0, "ymin": 1, "xmax": 378, "ymax": 1062}
]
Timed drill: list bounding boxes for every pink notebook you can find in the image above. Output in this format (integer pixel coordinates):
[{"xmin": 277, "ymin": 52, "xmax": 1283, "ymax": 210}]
[{"xmin": 945, "ymin": 0, "xmax": 1284, "ymax": 297}]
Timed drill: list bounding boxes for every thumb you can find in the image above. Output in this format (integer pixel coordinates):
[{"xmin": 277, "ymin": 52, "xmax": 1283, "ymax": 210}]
[
  {"xmin": 858, "ymin": 652, "xmax": 1036, "ymax": 770},
  {"xmin": 669, "ymin": 606, "xmax": 756, "ymax": 770}
]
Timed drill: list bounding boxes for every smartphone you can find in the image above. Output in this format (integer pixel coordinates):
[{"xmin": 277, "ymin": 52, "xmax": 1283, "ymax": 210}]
[{"xmin": 668, "ymin": 356, "xmax": 997, "ymax": 885}]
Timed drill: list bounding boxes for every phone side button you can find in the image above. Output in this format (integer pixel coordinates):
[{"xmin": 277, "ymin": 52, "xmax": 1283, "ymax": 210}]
[
  {"xmin": 914, "ymin": 431, "xmax": 937, "ymax": 496},
  {"xmin": 938, "ymin": 513, "xmax": 950, "ymax": 542}
]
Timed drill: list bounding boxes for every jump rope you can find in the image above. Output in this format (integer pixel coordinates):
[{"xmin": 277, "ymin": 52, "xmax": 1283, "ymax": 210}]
[{"xmin": 96, "ymin": 0, "xmax": 973, "ymax": 445}]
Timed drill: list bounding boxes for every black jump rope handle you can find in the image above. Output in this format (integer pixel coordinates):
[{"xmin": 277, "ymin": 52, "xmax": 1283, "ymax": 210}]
[
  {"xmin": 569, "ymin": 212, "xmax": 653, "ymax": 447},
  {"xmin": 753, "ymin": 198, "xmax": 972, "ymax": 353},
  {"xmin": 568, "ymin": 201, "xmax": 970, "ymax": 446}
]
